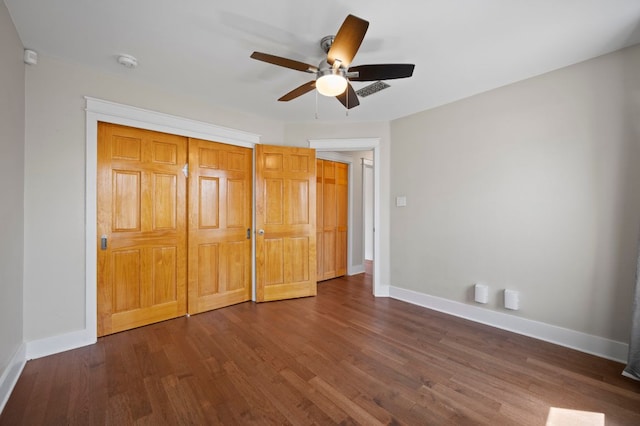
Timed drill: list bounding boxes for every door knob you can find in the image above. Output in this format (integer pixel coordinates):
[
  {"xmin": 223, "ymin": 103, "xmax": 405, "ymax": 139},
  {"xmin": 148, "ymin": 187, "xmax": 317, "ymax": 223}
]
[{"xmin": 257, "ymin": 229, "xmax": 265, "ymax": 235}]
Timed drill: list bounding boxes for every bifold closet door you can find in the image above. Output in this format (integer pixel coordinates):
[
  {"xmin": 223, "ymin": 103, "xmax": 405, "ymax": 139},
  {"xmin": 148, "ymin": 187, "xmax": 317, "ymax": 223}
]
[
  {"xmin": 97, "ymin": 123, "xmax": 187, "ymax": 336},
  {"xmin": 316, "ymin": 159, "xmax": 348, "ymax": 281}
]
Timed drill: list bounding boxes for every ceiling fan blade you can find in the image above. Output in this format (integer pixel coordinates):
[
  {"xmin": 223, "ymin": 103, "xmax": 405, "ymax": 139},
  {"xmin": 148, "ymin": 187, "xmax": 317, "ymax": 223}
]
[
  {"xmin": 278, "ymin": 81, "xmax": 316, "ymax": 101},
  {"xmin": 336, "ymin": 83, "xmax": 360, "ymax": 109},
  {"xmin": 348, "ymin": 64, "xmax": 415, "ymax": 81},
  {"xmin": 250, "ymin": 52, "xmax": 318, "ymax": 73},
  {"xmin": 327, "ymin": 15, "xmax": 369, "ymax": 68}
]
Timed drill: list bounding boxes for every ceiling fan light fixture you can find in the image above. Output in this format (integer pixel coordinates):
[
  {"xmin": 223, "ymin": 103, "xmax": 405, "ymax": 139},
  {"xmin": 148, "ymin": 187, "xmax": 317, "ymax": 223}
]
[{"xmin": 316, "ymin": 68, "xmax": 348, "ymax": 97}]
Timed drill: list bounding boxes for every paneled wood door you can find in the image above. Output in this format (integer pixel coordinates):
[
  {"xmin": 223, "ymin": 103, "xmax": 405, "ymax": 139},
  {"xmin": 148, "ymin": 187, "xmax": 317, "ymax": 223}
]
[
  {"xmin": 316, "ymin": 159, "xmax": 324, "ymax": 281},
  {"xmin": 97, "ymin": 123, "xmax": 187, "ymax": 336},
  {"xmin": 316, "ymin": 159, "xmax": 348, "ymax": 281},
  {"xmin": 255, "ymin": 144, "xmax": 317, "ymax": 302},
  {"xmin": 335, "ymin": 161, "xmax": 348, "ymax": 277},
  {"xmin": 187, "ymin": 138, "xmax": 252, "ymax": 314}
]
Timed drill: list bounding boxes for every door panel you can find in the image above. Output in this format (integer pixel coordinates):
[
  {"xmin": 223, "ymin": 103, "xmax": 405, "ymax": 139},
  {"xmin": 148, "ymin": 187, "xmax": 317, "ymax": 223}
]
[
  {"xmin": 335, "ymin": 162, "xmax": 348, "ymax": 277},
  {"xmin": 322, "ymin": 160, "xmax": 337, "ymax": 279},
  {"xmin": 256, "ymin": 144, "xmax": 316, "ymax": 302},
  {"xmin": 188, "ymin": 138, "xmax": 252, "ymax": 314},
  {"xmin": 316, "ymin": 159, "xmax": 348, "ymax": 281},
  {"xmin": 316, "ymin": 159, "xmax": 324, "ymax": 278},
  {"xmin": 97, "ymin": 123, "xmax": 187, "ymax": 336}
]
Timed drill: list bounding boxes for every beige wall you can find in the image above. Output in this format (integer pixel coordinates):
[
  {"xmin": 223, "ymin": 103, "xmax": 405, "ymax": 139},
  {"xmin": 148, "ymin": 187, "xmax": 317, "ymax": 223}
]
[
  {"xmin": 390, "ymin": 44, "xmax": 640, "ymax": 342},
  {"xmin": 0, "ymin": 1, "xmax": 25, "ymax": 375},
  {"xmin": 345, "ymin": 150, "xmax": 374, "ymax": 270},
  {"xmin": 23, "ymin": 55, "xmax": 286, "ymax": 341}
]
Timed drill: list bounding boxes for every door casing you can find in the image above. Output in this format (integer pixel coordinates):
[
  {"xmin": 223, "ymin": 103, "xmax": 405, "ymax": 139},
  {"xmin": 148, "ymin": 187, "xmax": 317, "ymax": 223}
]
[{"xmin": 310, "ymin": 139, "xmax": 382, "ymax": 296}]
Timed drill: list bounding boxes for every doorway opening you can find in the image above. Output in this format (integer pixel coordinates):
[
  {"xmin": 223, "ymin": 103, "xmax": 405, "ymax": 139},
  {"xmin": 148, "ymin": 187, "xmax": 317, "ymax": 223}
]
[{"xmin": 309, "ymin": 139, "xmax": 381, "ymax": 296}]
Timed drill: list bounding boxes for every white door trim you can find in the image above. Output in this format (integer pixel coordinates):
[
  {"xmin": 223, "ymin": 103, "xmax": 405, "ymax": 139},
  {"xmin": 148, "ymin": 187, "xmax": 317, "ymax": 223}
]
[
  {"xmin": 309, "ymin": 138, "xmax": 382, "ymax": 296},
  {"xmin": 84, "ymin": 97, "xmax": 259, "ymax": 344}
]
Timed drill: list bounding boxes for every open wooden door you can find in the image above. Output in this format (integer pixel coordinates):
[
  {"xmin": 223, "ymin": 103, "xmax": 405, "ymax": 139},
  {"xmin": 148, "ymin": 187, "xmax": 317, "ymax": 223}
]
[
  {"xmin": 255, "ymin": 144, "xmax": 317, "ymax": 302},
  {"xmin": 187, "ymin": 138, "xmax": 252, "ymax": 314}
]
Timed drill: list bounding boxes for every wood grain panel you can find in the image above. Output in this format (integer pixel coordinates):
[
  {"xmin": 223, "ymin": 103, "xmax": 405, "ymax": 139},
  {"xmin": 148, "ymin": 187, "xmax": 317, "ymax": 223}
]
[
  {"xmin": 112, "ymin": 135, "xmax": 141, "ymax": 160},
  {"xmin": 226, "ymin": 241, "xmax": 246, "ymax": 291},
  {"xmin": 152, "ymin": 141, "xmax": 177, "ymax": 164},
  {"xmin": 290, "ymin": 179, "xmax": 309, "ymax": 224},
  {"xmin": 113, "ymin": 171, "xmax": 140, "ymax": 231},
  {"xmin": 264, "ymin": 153, "xmax": 283, "ymax": 171},
  {"xmin": 290, "ymin": 154, "xmax": 309, "ymax": 172},
  {"xmin": 112, "ymin": 249, "xmax": 141, "ymax": 312},
  {"xmin": 226, "ymin": 179, "xmax": 244, "ymax": 228},
  {"xmin": 265, "ymin": 179, "xmax": 284, "ymax": 225},
  {"xmin": 323, "ymin": 163, "xmax": 336, "ymax": 228},
  {"xmin": 228, "ymin": 152, "xmax": 245, "ymax": 171},
  {"xmin": 198, "ymin": 177, "xmax": 219, "ymax": 229},
  {"xmin": 286, "ymin": 237, "xmax": 309, "ymax": 283},
  {"xmin": 199, "ymin": 147, "xmax": 219, "ymax": 169},
  {"xmin": 152, "ymin": 247, "xmax": 177, "ymax": 304},
  {"xmin": 323, "ymin": 230, "xmax": 336, "ymax": 279},
  {"xmin": 336, "ymin": 231, "xmax": 347, "ymax": 274},
  {"xmin": 264, "ymin": 238, "xmax": 284, "ymax": 285},
  {"xmin": 153, "ymin": 173, "xmax": 177, "ymax": 230},
  {"xmin": 198, "ymin": 244, "xmax": 219, "ymax": 296}
]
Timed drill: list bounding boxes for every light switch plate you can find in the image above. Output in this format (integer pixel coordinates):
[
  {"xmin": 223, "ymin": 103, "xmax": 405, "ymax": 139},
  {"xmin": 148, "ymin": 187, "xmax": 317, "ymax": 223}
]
[{"xmin": 396, "ymin": 196, "xmax": 407, "ymax": 207}]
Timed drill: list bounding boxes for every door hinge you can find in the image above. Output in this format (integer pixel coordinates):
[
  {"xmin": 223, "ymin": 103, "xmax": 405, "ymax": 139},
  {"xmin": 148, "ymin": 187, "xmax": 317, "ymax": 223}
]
[{"xmin": 182, "ymin": 163, "xmax": 189, "ymax": 177}]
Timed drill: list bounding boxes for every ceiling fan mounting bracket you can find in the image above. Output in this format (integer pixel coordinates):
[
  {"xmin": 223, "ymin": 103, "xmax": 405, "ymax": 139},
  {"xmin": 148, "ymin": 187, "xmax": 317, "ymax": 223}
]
[{"xmin": 320, "ymin": 35, "xmax": 335, "ymax": 53}]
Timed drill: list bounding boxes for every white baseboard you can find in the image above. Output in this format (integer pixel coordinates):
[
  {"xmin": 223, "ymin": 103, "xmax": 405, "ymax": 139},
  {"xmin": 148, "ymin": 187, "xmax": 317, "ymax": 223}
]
[
  {"xmin": 389, "ymin": 286, "xmax": 629, "ymax": 363},
  {"xmin": 375, "ymin": 285, "xmax": 390, "ymax": 297},
  {"xmin": 26, "ymin": 328, "xmax": 95, "ymax": 360},
  {"xmin": 348, "ymin": 264, "xmax": 365, "ymax": 275},
  {"xmin": 0, "ymin": 342, "xmax": 26, "ymax": 414}
]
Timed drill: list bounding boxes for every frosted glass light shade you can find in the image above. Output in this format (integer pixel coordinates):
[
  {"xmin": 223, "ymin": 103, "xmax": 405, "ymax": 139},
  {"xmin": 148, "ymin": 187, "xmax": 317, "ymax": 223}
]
[{"xmin": 316, "ymin": 73, "xmax": 348, "ymax": 97}]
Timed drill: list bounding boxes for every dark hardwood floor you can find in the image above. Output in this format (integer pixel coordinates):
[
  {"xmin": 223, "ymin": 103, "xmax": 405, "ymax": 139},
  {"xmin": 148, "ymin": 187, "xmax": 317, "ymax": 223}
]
[{"xmin": 2, "ymin": 273, "xmax": 640, "ymax": 425}]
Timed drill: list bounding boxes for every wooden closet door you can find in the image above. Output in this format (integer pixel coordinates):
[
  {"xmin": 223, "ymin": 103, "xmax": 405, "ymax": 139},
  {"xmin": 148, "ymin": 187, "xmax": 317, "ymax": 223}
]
[
  {"xmin": 255, "ymin": 144, "xmax": 317, "ymax": 301},
  {"xmin": 187, "ymin": 138, "xmax": 252, "ymax": 314},
  {"xmin": 322, "ymin": 161, "xmax": 337, "ymax": 280},
  {"xmin": 97, "ymin": 123, "xmax": 187, "ymax": 336},
  {"xmin": 335, "ymin": 162, "xmax": 348, "ymax": 277},
  {"xmin": 316, "ymin": 159, "xmax": 324, "ymax": 279},
  {"xmin": 316, "ymin": 159, "xmax": 348, "ymax": 281}
]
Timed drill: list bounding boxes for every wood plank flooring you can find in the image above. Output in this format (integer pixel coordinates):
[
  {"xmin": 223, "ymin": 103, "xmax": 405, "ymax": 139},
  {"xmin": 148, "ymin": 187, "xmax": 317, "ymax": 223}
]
[{"xmin": 2, "ymin": 273, "xmax": 640, "ymax": 425}]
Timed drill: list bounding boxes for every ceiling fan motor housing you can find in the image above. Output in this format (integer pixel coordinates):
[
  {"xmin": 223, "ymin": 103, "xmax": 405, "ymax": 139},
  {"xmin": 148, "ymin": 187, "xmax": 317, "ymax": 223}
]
[{"xmin": 320, "ymin": 35, "xmax": 335, "ymax": 53}]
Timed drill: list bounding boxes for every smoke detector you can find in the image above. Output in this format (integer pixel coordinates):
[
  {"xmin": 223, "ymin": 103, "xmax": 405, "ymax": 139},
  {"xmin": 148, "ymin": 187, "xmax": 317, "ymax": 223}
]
[{"xmin": 117, "ymin": 54, "xmax": 138, "ymax": 69}]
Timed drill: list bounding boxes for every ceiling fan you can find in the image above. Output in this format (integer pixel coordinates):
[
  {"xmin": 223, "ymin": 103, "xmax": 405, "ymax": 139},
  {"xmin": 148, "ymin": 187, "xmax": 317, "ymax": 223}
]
[{"xmin": 250, "ymin": 14, "xmax": 415, "ymax": 109}]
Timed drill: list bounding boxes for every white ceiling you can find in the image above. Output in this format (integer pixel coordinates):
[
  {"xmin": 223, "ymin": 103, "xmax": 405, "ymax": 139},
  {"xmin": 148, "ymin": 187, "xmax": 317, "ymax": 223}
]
[{"xmin": 5, "ymin": 0, "xmax": 640, "ymax": 123}]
